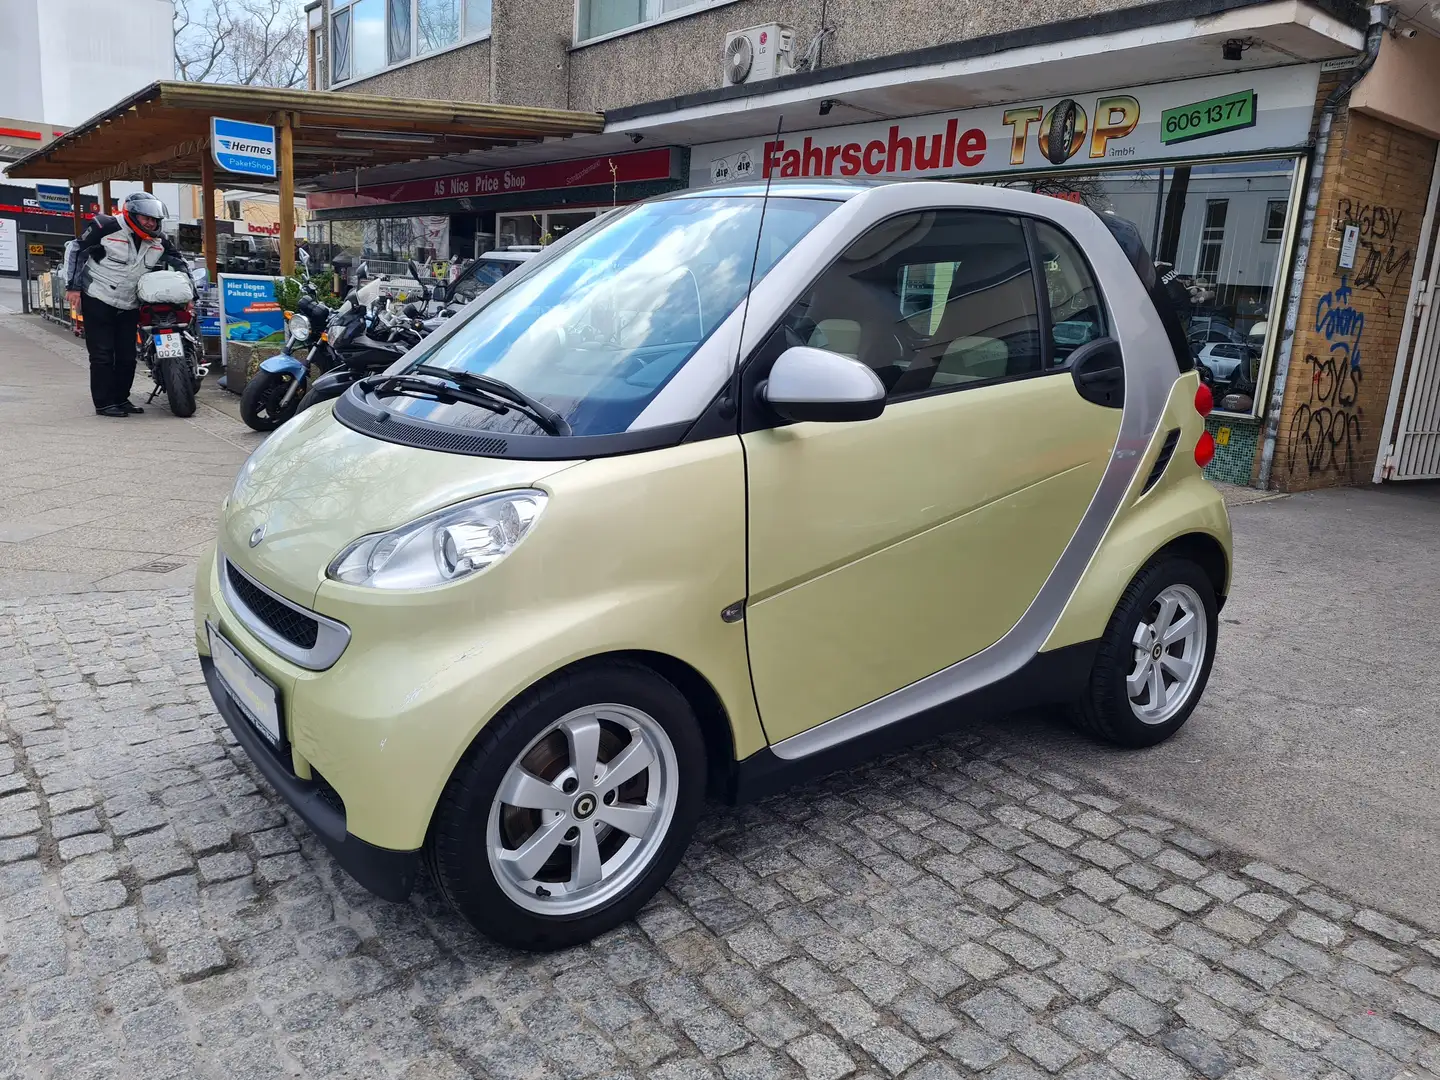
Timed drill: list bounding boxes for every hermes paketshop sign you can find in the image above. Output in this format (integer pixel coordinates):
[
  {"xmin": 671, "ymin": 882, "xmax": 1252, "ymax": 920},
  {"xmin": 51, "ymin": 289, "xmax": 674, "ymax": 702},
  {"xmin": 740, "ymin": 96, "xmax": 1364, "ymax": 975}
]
[
  {"xmin": 693, "ymin": 67, "xmax": 1320, "ymax": 187},
  {"xmin": 309, "ymin": 148, "xmax": 678, "ymax": 211}
]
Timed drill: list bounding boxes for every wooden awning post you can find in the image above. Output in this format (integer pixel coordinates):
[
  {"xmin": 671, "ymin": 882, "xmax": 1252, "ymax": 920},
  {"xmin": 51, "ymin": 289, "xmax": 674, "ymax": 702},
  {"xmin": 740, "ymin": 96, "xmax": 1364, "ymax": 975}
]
[
  {"xmin": 278, "ymin": 112, "xmax": 295, "ymax": 278},
  {"xmin": 100, "ymin": 180, "xmax": 111, "ymax": 215},
  {"xmin": 201, "ymin": 143, "xmax": 218, "ymax": 284},
  {"xmin": 71, "ymin": 185, "xmax": 83, "ymax": 237}
]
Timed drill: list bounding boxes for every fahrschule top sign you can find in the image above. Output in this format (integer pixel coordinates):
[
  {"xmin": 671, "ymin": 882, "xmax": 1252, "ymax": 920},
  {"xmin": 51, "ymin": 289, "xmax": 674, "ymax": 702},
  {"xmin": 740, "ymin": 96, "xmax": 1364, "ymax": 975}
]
[
  {"xmin": 693, "ymin": 67, "xmax": 1321, "ymax": 188},
  {"xmin": 211, "ymin": 117, "xmax": 277, "ymax": 179}
]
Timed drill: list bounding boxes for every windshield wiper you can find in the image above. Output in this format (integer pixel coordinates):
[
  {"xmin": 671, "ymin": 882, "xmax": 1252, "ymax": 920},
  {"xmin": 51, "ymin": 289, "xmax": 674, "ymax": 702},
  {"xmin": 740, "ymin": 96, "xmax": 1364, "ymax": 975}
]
[
  {"xmin": 414, "ymin": 364, "xmax": 571, "ymax": 436},
  {"xmin": 362, "ymin": 374, "xmax": 509, "ymax": 417}
]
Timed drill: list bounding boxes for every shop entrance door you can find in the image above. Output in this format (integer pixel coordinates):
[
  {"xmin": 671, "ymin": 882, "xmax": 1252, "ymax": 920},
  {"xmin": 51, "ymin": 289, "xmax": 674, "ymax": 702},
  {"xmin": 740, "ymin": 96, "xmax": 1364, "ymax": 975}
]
[{"xmin": 1380, "ymin": 147, "xmax": 1440, "ymax": 482}]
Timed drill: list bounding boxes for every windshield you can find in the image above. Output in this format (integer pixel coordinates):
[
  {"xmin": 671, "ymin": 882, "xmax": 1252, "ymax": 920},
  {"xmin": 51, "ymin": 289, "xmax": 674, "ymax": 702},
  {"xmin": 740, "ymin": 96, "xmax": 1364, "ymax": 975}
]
[{"xmin": 389, "ymin": 196, "xmax": 837, "ymax": 437}]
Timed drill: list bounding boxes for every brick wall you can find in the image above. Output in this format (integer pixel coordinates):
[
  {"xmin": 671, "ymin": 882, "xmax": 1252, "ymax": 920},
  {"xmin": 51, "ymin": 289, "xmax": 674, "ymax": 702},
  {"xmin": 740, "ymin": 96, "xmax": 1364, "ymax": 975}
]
[{"xmin": 1271, "ymin": 108, "xmax": 1437, "ymax": 491}]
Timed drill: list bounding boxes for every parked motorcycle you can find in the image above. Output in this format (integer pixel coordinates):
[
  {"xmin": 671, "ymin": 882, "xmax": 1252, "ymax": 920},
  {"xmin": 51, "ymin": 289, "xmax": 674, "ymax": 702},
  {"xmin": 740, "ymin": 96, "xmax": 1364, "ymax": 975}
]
[
  {"xmin": 240, "ymin": 276, "xmax": 413, "ymax": 430},
  {"xmin": 136, "ymin": 267, "xmax": 209, "ymax": 418}
]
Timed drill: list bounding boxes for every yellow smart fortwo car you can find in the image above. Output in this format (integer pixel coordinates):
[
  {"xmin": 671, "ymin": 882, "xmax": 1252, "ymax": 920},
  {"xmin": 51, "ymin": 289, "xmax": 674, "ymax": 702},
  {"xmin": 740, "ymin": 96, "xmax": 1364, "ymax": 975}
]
[{"xmin": 196, "ymin": 180, "xmax": 1231, "ymax": 949}]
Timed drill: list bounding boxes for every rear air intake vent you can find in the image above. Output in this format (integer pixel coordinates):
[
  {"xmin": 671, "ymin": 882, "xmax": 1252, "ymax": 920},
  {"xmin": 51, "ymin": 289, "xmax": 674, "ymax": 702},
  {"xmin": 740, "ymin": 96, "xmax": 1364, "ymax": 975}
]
[{"xmin": 1142, "ymin": 428, "xmax": 1182, "ymax": 494}]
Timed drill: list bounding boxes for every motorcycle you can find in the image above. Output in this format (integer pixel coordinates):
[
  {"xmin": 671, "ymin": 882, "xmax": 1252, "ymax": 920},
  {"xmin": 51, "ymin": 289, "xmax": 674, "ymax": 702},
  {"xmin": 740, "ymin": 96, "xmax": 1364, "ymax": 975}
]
[
  {"xmin": 136, "ymin": 266, "xmax": 209, "ymax": 418},
  {"xmin": 240, "ymin": 275, "xmax": 412, "ymax": 430},
  {"xmin": 292, "ymin": 278, "xmax": 420, "ymax": 415}
]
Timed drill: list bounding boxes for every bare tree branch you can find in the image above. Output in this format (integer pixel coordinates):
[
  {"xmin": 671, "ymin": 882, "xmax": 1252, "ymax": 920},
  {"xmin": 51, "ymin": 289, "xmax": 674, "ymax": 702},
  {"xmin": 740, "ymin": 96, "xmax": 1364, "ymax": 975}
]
[{"xmin": 174, "ymin": 0, "xmax": 307, "ymax": 89}]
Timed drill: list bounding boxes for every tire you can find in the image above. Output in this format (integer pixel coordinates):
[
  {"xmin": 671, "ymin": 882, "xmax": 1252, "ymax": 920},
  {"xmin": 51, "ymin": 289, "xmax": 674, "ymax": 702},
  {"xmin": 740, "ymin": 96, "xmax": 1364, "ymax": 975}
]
[
  {"xmin": 426, "ymin": 661, "xmax": 706, "ymax": 951},
  {"xmin": 239, "ymin": 369, "xmax": 299, "ymax": 432},
  {"xmin": 296, "ymin": 384, "xmax": 327, "ymax": 414},
  {"xmin": 162, "ymin": 354, "xmax": 196, "ymax": 418},
  {"xmin": 1074, "ymin": 556, "xmax": 1218, "ymax": 747}
]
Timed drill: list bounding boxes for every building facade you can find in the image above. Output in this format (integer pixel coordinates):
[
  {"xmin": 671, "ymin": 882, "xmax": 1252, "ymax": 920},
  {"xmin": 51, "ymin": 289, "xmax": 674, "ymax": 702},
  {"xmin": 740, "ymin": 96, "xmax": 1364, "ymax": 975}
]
[{"xmin": 301, "ymin": 0, "xmax": 1440, "ymax": 491}]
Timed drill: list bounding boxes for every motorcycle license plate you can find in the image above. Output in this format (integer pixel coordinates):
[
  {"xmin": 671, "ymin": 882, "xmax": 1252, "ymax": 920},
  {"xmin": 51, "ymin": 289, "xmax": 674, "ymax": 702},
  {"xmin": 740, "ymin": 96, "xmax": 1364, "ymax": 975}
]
[{"xmin": 154, "ymin": 333, "xmax": 185, "ymax": 359}]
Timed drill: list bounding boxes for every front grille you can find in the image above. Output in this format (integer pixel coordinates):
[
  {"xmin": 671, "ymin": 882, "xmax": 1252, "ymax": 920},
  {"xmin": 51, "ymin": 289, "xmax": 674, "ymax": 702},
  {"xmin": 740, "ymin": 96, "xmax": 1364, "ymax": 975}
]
[
  {"xmin": 226, "ymin": 561, "xmax": 319, "ymax": 649},
  {"xmin": 1142, "ymin": 428, "xmax": 1182, "ymax": 495}
]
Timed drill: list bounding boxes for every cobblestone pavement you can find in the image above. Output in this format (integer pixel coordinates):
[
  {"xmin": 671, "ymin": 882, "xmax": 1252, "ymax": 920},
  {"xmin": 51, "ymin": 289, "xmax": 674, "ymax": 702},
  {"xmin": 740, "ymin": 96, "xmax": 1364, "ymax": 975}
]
[{"xmin": 4, "ymin": 591, "xmax": 1440, "ymax": 1080}]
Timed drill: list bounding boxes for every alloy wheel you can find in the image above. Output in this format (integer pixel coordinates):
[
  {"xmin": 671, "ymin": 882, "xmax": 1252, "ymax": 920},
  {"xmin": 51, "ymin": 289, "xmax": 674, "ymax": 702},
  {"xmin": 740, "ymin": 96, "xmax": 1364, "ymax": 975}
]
[
  {"xmin": 1127, "ymin": 583, "xmax": 1208, "ymax": 725},
  {"xmin": 485, "ymin": 704, "xmax": 678, "ymax": 916}
]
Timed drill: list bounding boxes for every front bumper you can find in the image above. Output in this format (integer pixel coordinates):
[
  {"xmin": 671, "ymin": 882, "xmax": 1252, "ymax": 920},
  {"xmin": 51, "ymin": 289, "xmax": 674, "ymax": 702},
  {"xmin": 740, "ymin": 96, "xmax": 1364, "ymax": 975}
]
[{"xmin": 201, "ymin": 656, "xmax": 420, "ymax": 902}]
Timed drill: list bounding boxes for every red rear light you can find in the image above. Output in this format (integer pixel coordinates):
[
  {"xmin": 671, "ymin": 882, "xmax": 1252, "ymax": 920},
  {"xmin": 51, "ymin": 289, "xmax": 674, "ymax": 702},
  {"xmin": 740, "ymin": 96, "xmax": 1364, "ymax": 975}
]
[
  {"xmin": 1195, "ymin": 430, "xmax": 1216, "ymax": 468},
  {"xmin": 1195, "ymin": 382, "xmax": 1214, "ymax": 417}
]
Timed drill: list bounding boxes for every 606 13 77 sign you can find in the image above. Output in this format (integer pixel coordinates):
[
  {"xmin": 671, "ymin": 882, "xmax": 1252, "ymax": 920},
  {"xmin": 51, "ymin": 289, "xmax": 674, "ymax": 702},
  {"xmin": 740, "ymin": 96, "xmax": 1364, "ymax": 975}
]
[{"xmin": 1160, "ymin": 90, "xmax": 1257, "ymax": 145}]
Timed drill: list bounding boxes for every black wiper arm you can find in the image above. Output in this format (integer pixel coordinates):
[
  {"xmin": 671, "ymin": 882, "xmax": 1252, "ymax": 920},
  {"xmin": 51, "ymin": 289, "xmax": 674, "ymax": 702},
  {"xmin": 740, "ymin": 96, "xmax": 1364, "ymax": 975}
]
[
  {"xmin": 414, "ymin": 364, "xmax": 570, "ymax": 436},
  {"xmin": 362, "ymin": 374, "xmax": 507, "ymax": 416}
]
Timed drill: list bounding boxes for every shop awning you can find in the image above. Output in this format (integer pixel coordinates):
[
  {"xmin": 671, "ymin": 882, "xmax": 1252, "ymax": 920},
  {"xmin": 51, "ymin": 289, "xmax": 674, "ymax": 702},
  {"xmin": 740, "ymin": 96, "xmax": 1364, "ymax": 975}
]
[
  {"xmin": 5, "ymin": 80, "xmax": 605, "ymax": 275},
  {"xmin": 4, "ymin": 81, "xmax": 604, "ymax": 189}
]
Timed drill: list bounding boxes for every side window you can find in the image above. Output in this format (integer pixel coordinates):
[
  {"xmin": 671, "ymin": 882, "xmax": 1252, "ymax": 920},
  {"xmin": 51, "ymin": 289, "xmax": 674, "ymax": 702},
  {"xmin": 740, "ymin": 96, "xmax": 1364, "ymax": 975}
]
[
  {"xmin": 781, "ymin": 210, "xmax": 1043, "ymax": 401},
  {"xmin": 1033, "ymin": 221, "xmax": 1108, "ymax": 365}
]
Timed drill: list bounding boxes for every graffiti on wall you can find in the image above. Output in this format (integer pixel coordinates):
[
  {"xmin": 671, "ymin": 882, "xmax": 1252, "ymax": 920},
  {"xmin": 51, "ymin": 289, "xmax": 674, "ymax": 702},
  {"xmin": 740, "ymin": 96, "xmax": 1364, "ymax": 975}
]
[
  {"xmin": 1288, "ymin": 275, "xmax": 1364, "ymax": 478},
  {"xmin": 1335, "ymin": 199, "xmax": 1413, "ymax": 298}
]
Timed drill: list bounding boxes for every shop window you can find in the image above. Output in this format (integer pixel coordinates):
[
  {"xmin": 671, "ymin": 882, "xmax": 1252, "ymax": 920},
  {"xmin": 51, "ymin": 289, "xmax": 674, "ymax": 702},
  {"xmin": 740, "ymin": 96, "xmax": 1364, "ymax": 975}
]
[
  {"xmin": 577, "ymin": 0, "xmax": 719, "ymax": 44},
  {"xmin": 1196, "ymin": 199, "xmax": 1229, "ymax": 282},
  {"xmin": 1263, "ymin": 199, "xmax": 1286, "ymax": 243},
  {"xmin": 784, "ymin": 210, "xmax": 1044, "ymax": 400},
  {"xmin": 330, "ymin": 0, "xmax": 489, "ymax": 84},
  {"xmin": 496, "ymin": 208, "xmax": 604, "ymax": 249},
  {"xmin": 990, "ymin": 158, "xmax": 1300, "ymax": 421}
]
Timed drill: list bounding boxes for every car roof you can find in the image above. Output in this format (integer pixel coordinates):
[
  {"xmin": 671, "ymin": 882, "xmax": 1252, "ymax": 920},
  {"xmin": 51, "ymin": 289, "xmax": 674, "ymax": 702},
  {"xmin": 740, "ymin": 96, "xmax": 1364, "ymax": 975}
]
[
  {"xmin": 669, "ymin": 178, "xmax": 884, "ymax": 202},
  {"xmin": 477, "ymin": 250, "xmax": 535, "ymax": 262}
]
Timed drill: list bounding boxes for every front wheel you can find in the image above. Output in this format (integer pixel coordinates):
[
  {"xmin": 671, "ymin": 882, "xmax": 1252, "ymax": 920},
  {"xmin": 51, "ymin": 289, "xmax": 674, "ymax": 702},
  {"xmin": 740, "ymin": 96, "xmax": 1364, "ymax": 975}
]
[
  {"xmin": 239, "ymin": 369, "xmax": 300, "ymax": 431},
  {"xmin": 426, "ymin": 662, "xmax": 706, "ymax": 950},
  {"xmin": 1073, "ymin": 556, "xmax": 1218, "ymax": 747},
  {"xmin": 162, "ymin": 353, "xmax": 196, "ymax": 417}
]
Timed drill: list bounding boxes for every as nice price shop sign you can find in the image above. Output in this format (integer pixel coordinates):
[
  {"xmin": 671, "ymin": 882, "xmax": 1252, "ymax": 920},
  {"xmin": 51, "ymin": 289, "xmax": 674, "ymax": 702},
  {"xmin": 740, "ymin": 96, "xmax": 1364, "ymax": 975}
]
[{"xmin": 695, "ymin": 67, "xmax": 1319, "ymax": 187}]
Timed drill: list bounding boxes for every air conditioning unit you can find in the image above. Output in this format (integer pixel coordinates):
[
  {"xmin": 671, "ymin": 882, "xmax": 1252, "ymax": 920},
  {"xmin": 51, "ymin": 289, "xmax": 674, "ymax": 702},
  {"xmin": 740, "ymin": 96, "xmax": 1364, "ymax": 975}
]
[{"xmin": 723, "ymin": 24, "xmax": 795, "ymax": 87}]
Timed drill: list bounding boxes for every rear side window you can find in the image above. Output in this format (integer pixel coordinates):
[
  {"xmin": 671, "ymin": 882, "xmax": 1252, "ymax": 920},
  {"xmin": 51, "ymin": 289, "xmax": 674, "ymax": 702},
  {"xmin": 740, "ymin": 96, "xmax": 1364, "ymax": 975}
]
[
  {"xmin": 781, "ymin": 209, "xmax": 1044, "ymax": 401},
  {"xmin": 1099, "ymin": 213, "xmax": 1194, "ymax": 372},
  {"xmin": 1033, "ymin": 222, "xmax": 1107, "ymax": 365}
]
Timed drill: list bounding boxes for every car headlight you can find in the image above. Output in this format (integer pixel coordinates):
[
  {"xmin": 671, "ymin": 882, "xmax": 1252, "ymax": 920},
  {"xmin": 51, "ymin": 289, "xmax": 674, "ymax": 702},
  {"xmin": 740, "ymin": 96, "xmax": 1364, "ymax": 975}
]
[
  {"xmin": 327, "ymin": 490, "xmax": 546, "ymax": 589},
  {"xmin": 286, "ymin": 313, "xmax": 311, "ymax": 343}
]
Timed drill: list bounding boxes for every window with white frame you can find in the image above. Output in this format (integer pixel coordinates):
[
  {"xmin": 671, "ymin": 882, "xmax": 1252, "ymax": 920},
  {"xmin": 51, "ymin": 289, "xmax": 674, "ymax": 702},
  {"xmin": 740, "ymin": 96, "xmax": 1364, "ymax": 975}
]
[
  {"xmin": 330, "ymin": 0, "xmax": 491, "ymax": 83},
  {"xmin": 577, "ymin": 0, "xmax": 714, "ymax": 43}
]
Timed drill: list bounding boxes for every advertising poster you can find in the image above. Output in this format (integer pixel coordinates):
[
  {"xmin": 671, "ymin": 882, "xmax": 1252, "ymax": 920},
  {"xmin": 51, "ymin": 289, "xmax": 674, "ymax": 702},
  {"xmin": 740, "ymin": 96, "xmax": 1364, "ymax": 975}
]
[
  {"xmin": 693, "ymin": 66, "xmax": 1321, "ymax": 187},
  {"xmin": 0, "ymin": 219, "xmax": 16, "ymax": 273},
  {"xmin": 218, "ymin": 274, "xmax": 285, "ymax": 363}
]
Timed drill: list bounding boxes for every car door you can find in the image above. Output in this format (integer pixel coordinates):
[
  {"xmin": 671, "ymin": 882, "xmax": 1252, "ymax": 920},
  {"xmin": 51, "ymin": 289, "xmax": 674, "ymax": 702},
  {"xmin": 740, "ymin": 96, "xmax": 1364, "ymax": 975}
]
[{"xmin": 741, "ymin": 209, "xmax": 1124, "ymax": 742}]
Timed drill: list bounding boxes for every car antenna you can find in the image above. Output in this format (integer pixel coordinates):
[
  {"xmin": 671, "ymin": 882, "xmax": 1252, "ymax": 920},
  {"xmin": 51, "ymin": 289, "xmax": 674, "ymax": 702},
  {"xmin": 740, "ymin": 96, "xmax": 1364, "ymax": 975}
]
[{"xmin": 732, "ymin": 113, "xmax": 784, "ymax": 383}]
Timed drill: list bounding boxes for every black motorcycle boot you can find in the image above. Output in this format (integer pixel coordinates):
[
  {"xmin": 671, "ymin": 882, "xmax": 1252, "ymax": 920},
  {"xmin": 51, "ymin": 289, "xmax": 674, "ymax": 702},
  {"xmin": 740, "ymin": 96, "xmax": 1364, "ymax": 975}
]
[{"xmin": 95, "ymin": 404, "xmax": 128, "ymax": 418}]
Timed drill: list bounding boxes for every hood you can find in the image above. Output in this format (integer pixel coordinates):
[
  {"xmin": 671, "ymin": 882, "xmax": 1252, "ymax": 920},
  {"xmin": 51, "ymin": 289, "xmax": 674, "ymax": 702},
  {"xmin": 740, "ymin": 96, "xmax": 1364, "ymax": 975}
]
[{"xmin": 222, "ymin": 406, "xmax": 577, "ymax": 606}]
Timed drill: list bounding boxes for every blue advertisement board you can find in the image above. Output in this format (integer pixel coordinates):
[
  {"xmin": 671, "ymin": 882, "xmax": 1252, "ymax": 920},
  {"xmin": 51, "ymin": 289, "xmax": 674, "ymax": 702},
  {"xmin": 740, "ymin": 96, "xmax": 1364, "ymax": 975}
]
[
  {"xmin": 35, "ymin": 184, "xmax": 72, "ymax": 212},
  {"xmin": 211, "ymin": 117, "xmax": 277, "ymax": 179},
  {"xmin": 218, "ymin": 274, "xmax": 285, "ymax": 363}
]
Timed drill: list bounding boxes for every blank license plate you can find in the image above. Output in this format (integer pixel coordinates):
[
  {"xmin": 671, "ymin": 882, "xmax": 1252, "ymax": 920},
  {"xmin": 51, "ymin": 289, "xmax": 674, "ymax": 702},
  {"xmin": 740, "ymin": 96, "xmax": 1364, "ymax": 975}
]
[
  {"xmin": 154, "ymin": 333, "xmax": 185, "ymax": 359},
  {"xmin": 207, "ymin": 622, "xmax": 282, "ymax": 747}
]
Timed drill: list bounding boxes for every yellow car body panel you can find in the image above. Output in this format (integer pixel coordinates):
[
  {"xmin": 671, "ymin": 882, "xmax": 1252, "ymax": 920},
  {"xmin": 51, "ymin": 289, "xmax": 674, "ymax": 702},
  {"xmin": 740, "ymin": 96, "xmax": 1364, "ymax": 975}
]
[
  {"xmin": 743, "ymin": 375, "xmax": 1122, "ymax": 740},
  {"xmin": 198, "ymin": 436, "xmax": 758, "ymax": 852},
  {"xmin": 1043, "ymin": 371, "xmax": 1233, "ymax": 652},
  {"xmin": 220, "ymin": 403, "xmax": 579, "ymax": 607}
]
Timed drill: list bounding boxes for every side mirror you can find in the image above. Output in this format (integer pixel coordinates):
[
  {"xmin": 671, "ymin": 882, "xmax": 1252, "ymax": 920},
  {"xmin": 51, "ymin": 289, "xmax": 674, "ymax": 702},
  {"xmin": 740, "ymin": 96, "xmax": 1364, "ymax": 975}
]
[{"xmin": 760, "ymin": 346, "xmax": 886, "ymax": 423}]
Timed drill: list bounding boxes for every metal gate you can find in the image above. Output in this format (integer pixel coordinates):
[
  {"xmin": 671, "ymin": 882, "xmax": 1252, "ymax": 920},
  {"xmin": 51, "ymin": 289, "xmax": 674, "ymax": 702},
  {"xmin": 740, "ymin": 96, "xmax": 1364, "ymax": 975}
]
[{"xmin": 1378, "ymin": 144, "xmax": 1440, "ymax": 481}]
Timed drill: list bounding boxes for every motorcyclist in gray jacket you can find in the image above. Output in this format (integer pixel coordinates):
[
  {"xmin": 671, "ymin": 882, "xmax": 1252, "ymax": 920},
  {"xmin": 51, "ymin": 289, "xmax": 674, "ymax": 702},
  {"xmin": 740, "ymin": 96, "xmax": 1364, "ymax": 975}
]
[{"xmin": 64, "ymin": 192, "xmax": 189, "ymax": 417}]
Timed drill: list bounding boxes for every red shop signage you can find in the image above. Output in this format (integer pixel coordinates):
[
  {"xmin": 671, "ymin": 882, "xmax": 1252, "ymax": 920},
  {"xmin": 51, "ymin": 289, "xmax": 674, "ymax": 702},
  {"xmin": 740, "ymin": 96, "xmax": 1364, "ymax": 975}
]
[{"xmin": 309, "ymin": 148, "xmax": 676, "ymax": 211}]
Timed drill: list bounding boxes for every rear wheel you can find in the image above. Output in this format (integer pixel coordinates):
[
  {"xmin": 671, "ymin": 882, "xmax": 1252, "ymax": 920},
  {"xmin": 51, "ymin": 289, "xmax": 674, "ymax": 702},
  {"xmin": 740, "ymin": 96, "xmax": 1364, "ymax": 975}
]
[
  {"xmin": 162, "ymin": 353, "xmax": 196, "ymax": 417},
  {"xmin": 426, "ymin": 662, "xmax": 706, "ymax": 950},
  {"xmin": 239, "ymin": 369, "xmax": 298, "ymax": 431},
  {"xmin": 1074, "ymin": 556, "xmax": 1217, "ymax": 747}
]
